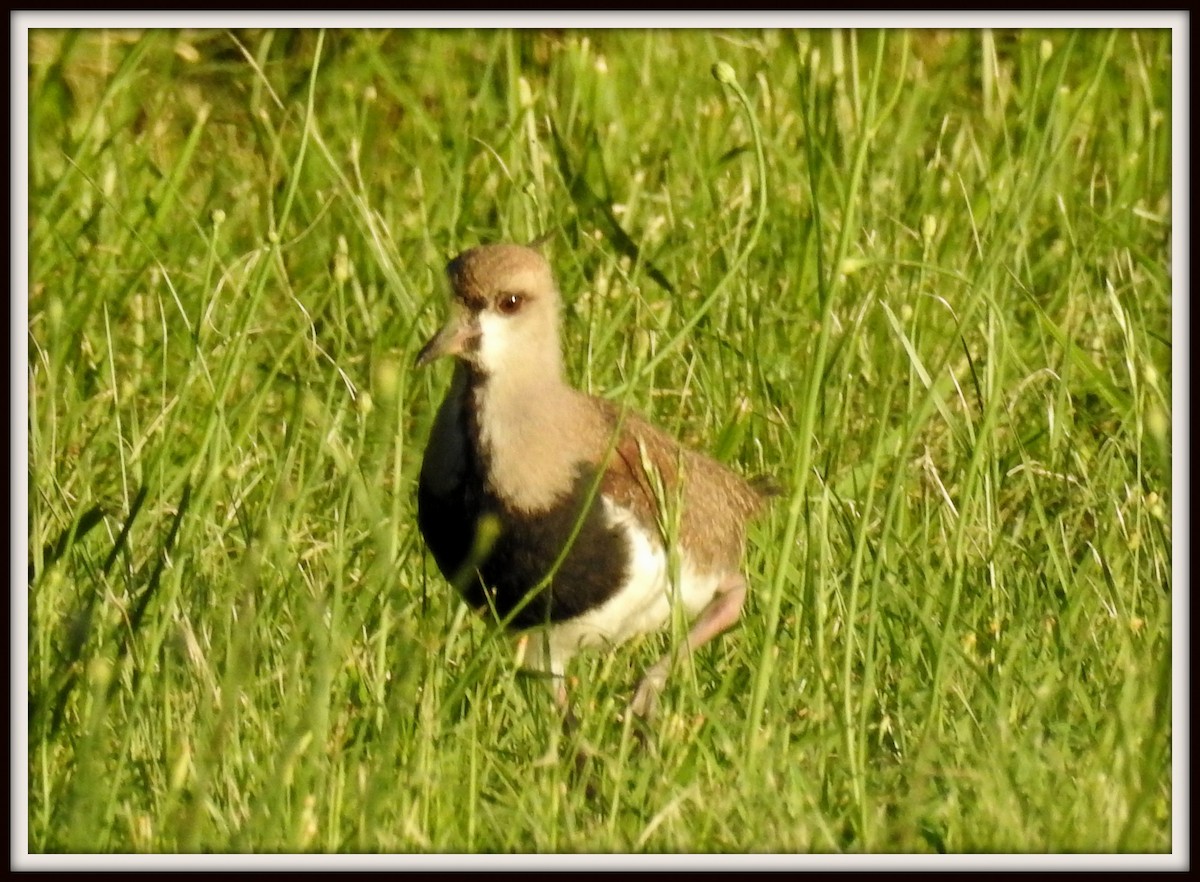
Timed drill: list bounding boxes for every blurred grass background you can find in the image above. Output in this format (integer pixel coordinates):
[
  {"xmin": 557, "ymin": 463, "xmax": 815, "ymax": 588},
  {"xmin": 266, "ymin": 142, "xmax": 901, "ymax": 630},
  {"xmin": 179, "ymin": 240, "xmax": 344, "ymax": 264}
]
[{"xmin": 24, "ymin": 26, "xmax": 1173, "ymax": 854}]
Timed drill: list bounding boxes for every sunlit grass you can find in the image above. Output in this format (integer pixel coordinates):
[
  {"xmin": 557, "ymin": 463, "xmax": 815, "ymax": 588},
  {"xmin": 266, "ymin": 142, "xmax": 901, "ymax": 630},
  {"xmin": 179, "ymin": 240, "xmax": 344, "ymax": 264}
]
[{"xmin": 25, "ymin": 27, "xmax": 1172, "ymax": 855}]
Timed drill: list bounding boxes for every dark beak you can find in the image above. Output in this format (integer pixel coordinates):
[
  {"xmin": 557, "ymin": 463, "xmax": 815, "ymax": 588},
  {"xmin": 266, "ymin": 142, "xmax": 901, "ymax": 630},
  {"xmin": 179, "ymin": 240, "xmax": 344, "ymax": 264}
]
[{"xmin": 415, "ymin": 304, "xmax": 478, "ymax": 368}]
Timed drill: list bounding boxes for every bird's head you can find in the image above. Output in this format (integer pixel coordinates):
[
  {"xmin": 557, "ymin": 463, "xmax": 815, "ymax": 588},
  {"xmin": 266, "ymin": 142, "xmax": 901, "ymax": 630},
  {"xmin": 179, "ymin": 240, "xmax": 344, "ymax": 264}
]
[{"xmin": 416, "ymin": 243, "xmax": 564, "ymax": 380}]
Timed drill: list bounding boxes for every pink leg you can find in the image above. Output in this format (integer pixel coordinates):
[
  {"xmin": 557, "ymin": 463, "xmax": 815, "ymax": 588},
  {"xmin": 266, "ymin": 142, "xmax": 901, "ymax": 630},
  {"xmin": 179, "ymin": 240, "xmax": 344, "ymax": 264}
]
[{"xmin": 629, "ymin": 574, "xmax": 747, "ymax": 719}]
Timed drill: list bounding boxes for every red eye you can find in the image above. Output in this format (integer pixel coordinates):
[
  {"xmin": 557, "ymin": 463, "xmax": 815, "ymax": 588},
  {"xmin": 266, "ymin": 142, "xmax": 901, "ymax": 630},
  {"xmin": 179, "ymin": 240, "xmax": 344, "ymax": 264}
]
[{"xmin": 496, "ymin": 292, "xmax": 524, "ymax": 315}]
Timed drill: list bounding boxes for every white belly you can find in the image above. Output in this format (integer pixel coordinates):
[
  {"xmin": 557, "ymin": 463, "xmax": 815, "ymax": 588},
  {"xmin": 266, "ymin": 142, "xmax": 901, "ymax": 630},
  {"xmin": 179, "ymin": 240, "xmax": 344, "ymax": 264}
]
[{"xmin": 515, "ymin": 500, "xmax": 723, "ymax": 676}]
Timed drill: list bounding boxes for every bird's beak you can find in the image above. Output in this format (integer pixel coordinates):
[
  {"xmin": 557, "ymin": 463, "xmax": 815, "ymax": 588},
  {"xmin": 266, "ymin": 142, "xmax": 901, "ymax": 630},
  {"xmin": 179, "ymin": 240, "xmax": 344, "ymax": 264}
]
[{"xmin": 415, "ymin": 304, "xmax": 479, "ymax": 368}]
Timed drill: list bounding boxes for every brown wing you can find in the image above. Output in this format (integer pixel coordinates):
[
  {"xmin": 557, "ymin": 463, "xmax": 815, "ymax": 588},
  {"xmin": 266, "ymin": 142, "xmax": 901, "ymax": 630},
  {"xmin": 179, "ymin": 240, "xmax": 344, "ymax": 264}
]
[{"xmin": 588, "ymin": 396, "xmax": 766, "ymax": 574}]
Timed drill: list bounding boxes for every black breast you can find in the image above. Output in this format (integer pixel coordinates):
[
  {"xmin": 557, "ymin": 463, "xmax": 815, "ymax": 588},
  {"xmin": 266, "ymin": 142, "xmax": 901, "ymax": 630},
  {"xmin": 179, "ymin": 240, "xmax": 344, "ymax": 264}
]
[{"xmin": 417, "ymin": 447, "xmax": 631, "ymax": 630}]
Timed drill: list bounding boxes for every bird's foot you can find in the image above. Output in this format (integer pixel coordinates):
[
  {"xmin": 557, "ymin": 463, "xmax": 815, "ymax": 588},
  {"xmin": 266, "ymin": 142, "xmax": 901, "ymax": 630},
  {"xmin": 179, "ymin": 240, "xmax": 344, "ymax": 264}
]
[{"xmin": 628, "ymin": 661, "xmax": 669, "ymax": 721}]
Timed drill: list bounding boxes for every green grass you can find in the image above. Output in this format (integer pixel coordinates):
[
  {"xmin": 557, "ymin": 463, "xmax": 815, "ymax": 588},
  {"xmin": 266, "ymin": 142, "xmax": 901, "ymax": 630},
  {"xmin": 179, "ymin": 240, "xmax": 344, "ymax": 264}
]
[{"xmin": 24, "ymin": 26, "xmax": 1174, "ymax": 856}]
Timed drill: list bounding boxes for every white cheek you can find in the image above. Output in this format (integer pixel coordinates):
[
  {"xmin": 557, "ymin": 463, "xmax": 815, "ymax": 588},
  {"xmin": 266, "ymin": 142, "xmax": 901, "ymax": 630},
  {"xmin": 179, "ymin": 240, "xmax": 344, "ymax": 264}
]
[{"xmin": 476, "ymin": 311, "xmax": 516, "ymax": 370}]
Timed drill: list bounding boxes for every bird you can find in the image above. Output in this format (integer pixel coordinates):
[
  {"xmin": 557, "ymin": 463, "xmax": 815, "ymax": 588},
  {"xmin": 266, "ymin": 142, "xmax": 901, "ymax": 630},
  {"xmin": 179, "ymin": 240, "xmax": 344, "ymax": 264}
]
[{"xmin": 415, "ymin": 242, "xmax": 771, "ymax": 720}]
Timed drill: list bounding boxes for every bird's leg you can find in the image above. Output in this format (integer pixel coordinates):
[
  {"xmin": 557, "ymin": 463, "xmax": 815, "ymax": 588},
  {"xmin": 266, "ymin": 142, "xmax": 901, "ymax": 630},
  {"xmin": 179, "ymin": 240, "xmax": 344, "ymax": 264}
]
[
  {"xmin": 552, "ymin": 674, "xmax": 580, "ymax": 734},
  {"xmin": 533, "ymin": 669, "xmax": 599, "ymax": 782},
  {"xmin": 628, "ymin": 574, "xmax": 747, "ymax": 720},
  {"xmin": 531, "ymin": 671, "xmax": 576, "ymax": 768},
  {"xmin": 550, "ymin": 670, "xmax": 605, "ymax": 799}
]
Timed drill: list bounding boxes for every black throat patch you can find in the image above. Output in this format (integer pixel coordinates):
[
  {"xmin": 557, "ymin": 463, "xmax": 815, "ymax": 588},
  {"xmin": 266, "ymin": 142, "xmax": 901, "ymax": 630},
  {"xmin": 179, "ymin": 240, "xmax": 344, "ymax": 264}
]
[{"xmin": 417, "ymin": 386, "xmax": 631, "ymax": 630}]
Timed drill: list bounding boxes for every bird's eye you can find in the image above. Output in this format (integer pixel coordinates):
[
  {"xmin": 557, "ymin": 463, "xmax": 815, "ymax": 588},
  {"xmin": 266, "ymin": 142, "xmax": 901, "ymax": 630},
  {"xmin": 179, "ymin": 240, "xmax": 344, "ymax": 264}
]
[{"xmin": 496, "ymin": 292, "xmax": 525, "ymax": 315}]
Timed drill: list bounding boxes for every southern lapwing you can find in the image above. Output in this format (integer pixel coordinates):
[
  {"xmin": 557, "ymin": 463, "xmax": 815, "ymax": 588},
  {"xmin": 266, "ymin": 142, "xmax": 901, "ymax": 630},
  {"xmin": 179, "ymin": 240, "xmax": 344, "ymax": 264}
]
[{"xmin": 415, "ymin": 243, "xmax": 770, "ymax": 719}]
